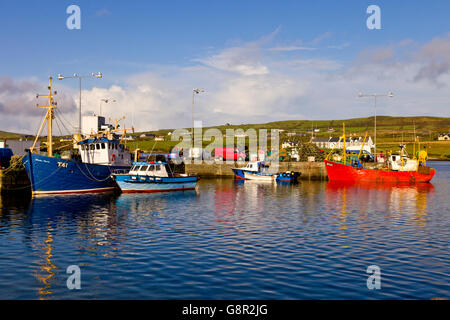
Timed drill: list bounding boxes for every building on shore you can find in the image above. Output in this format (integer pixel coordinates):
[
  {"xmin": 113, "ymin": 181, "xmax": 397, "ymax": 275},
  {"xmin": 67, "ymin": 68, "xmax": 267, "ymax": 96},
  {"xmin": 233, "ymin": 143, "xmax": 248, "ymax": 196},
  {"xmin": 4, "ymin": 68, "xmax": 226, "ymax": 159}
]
[
  {"xmin": 281, "ymin": 141, "xmax": 300, "ymax": 149},
  {"xmin": 437, "ymin": 133, "xmax": 450, "ymax": 141},
  {"xmin": 1, "ymin": 139, "xmax": 40, "ymax": 156},
  {"xmin": 311, "ymin": 136, "xmax": 374, "ymax": 153}
]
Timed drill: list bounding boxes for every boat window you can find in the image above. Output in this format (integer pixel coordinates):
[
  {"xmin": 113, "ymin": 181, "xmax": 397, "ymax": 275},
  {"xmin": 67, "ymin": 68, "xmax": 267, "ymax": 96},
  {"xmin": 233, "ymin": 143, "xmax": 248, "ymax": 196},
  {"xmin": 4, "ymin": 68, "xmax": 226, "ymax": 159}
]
[
  {"xmin": 101, "ymin": 143, "xmax": 105, "ymax": 149},
  {"xmin": 140, "ymin": 165, "xmax": 149, "ymax": 171},
  {"xmin": 148, "ymin": 165, "xmax": 155, "ymax": 171},
  {"xmin": 155, "ymin": 165, "xmax": 161, "ymax": 171},
  {"xmin": 130, "ymin": 165, "xmax": 136, "ymax": 171},
  {"xmin": 90, "ymin": 144, "xmax": 95, "ymax": 150},
  {"xmin": 114, "ymin": 144, "xmax": 118, "ymax": 150},
  {"xmin": 96, "ymin": 144, "xmax": 100, "ymax": 150}
]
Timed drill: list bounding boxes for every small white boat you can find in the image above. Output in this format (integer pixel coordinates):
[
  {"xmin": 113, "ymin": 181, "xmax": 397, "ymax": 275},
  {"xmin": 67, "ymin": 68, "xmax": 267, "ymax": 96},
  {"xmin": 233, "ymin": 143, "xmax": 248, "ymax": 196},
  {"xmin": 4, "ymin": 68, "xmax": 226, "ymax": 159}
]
[
  {"xmin": 233, "ymin": 161, "xmax": 301, "ymax": 182},
  {"xmin": 243, "ymin": 170, "xmax": 276, "ymax": 181}
]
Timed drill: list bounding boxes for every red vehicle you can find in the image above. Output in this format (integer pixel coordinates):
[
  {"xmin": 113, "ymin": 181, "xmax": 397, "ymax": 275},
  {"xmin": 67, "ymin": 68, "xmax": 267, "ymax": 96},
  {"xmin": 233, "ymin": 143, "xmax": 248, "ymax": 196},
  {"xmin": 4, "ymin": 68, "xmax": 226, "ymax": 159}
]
[{"xmin": 214, "ymin": 147, "xmax": 247, "ymax": 161}]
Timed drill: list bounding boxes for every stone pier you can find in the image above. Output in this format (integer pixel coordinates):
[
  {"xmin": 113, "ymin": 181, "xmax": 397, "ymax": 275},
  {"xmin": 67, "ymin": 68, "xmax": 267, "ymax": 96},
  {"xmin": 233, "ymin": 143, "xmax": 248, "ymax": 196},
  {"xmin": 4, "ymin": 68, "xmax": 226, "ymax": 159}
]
[{"xmin": 185, "ymin": 161, "xmax": 328, "ymax": 180}]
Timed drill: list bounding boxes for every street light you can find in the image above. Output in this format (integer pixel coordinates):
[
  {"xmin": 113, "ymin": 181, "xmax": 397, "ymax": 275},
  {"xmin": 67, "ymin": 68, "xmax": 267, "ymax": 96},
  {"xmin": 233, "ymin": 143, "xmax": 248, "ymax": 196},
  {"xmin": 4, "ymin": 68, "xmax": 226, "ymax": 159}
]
[
  {"xmin": 359, "ymin": 92, "xmax": 394, "ymax": 155},
  {"xmin": 99, "ymin": 98, "xmax": 116, "ymax": 116},
  {"xmin": 58, "ymin": 72, "xmax": 103, "ymax": 135},
  {"xmin": 192, "ymin": 88, "xmax": 205, "ymax": 139}
]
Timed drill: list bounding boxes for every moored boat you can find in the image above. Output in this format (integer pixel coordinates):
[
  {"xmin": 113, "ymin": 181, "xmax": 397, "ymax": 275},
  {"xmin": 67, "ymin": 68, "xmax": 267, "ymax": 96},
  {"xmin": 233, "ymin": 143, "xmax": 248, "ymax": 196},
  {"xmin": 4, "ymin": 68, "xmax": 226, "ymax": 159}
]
[
  {"xmin": 232, "ymin": 161, "xmax": 300, "ymax": 182},
  {"xmin": 324, "ymin": 124, "xmax": 435, "ymax": 183},
  {"xmin": 112, "ymin": 161, "xmax": 199, "ymax": 193},
  {"xmin": 22, "ymin": 77, "xmax": 132, "ymax": 196}
]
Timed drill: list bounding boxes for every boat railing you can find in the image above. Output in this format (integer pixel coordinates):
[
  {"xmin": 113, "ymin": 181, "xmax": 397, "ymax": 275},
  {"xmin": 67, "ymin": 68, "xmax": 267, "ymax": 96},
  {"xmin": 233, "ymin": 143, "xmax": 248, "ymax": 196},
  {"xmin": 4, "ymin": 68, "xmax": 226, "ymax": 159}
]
[{"xmin": 111, "ymin": 168, "xmax": 129, "ymax": 175}]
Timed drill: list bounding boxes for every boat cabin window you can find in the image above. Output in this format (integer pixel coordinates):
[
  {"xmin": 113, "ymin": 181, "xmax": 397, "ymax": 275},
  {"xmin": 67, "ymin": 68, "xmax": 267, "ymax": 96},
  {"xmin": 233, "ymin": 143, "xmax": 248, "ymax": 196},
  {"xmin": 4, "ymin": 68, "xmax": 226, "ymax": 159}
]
[
  {"xmin": 140, "ymin": 165, "xmax": 149, "ymax": 171},
  {"xmin": 149, "ymin": 165, "xmax": 155, "ymax": 172},
  {"xmin": 101, "ymin": 143, "xmax": 105, "ymax": 149},
  {"xmin": 90, "ymin": 144, "xmax": 95, "ymax": 150},
  {"xmin": 155, "ymin": 165, "xmax": 161, "ymax": 171}
]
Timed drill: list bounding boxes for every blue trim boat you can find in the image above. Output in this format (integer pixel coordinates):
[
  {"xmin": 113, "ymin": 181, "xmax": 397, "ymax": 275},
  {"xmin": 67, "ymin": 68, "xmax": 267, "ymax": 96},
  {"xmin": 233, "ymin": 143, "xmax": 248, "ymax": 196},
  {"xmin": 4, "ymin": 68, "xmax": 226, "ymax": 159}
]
[
  {"xmin": 21, "ymin": 77, "xmax": 132, "ymax": 196},
  {"xmin": 232, "ymin": 161, "xmax": 301, "ymax": 182},
  {"xmin": 23, "ymin": 151, "xmax": 128, "ymax": 195},
  {"xmin": 112, "ymin": 161, "xmax": 199, "ymax": 193}
]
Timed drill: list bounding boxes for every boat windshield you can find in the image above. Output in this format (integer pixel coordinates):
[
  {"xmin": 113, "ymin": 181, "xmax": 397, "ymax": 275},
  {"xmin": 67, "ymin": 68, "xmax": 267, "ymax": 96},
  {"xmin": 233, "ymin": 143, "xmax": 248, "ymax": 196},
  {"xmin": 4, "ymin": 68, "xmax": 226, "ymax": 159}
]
[{"xmin": 140, "ymin": 165, "xmax": 149, "ymax": 171}]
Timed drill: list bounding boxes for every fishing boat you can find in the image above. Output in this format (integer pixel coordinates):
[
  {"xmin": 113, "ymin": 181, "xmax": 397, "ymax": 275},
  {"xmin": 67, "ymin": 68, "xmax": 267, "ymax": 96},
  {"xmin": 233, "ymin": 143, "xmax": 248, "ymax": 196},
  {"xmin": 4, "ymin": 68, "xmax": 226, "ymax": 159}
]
[
  {"xmin": 22, "ymin": 77, "xmax": 132, "ymax": 196},
  {"xmin": 232, "ymin": 161, "xmax": 301, "ymax": 182},
  {"xmin": 324, "ymin": 124, "xmax": 435, "ymax": 183},
  {"xmin": 112, "ymin": 161, "xmax": 198, "ymax": 193}
]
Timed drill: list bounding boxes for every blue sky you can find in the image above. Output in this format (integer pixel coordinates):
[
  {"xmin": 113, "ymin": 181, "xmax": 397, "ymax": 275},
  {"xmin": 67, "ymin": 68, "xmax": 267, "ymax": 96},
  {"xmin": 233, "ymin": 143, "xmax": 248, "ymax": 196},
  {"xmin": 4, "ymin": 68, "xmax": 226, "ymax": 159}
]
[{"xmin": 0, "ymin": 1, "xmax": 449, "ymax": 132}]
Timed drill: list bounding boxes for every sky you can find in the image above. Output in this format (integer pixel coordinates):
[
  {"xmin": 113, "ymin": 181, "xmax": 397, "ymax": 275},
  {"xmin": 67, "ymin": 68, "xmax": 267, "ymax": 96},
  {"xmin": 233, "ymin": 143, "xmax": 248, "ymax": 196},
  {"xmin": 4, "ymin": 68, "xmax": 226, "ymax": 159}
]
[{"xmin": 0, "ymin": 0, "xmax": 449, "ymax": 133}]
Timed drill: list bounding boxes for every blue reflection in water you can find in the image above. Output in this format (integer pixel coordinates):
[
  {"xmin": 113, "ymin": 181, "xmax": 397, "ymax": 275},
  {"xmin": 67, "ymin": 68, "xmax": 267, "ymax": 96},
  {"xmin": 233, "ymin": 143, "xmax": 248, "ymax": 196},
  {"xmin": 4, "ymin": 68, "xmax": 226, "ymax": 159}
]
[{"xmin": 0, "ymin": 162, "xmax": 449, "ymax": 299}]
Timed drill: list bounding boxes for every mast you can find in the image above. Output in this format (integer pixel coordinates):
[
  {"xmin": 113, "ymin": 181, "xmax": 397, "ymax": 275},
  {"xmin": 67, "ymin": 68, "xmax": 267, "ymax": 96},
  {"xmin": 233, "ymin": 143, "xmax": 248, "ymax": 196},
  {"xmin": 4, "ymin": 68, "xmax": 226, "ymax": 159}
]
[
  {"xmin": 343, "ymin": 123, "xmax": 346, "ymax": 164},
  {"xmin": 31, "ymin": 77, "xmax": 57, "ymax": 157}
]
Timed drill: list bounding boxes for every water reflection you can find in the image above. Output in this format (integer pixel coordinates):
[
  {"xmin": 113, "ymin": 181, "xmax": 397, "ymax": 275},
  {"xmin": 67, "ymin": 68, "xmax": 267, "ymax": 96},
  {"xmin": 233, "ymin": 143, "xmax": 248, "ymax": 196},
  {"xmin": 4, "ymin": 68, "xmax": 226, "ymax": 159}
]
[
  {"xmin": 35, "ymin": 224, "xmax": 56, "ymax": 299},
  {"xmin": 0, "ymin": 168, "xmax": 447, "ymax": 300},
  {"xmin": 22, "ymin": 193, "xmax": 126, "ymax": 299},
  {"xmin": 325, "ymin": 181, "xmax": 435, "ymax": 241}
]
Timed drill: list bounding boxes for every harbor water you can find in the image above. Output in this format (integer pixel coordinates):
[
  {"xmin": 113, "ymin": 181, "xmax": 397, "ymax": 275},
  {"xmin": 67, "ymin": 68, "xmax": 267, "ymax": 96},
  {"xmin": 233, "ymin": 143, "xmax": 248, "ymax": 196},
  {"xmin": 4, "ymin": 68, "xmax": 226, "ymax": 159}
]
[{"xmin": 0, "ymin": 162, "xmax": 448, "ymax": 299}]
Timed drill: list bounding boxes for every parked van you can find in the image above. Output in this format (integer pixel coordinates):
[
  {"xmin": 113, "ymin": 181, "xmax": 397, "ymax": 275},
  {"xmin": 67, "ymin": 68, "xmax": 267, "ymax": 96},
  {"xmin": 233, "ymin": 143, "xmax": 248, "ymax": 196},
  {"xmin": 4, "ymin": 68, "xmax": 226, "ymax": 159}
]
[{"xmin": 214, "ymin": 147, "xmax": 247, "ymax": 161}]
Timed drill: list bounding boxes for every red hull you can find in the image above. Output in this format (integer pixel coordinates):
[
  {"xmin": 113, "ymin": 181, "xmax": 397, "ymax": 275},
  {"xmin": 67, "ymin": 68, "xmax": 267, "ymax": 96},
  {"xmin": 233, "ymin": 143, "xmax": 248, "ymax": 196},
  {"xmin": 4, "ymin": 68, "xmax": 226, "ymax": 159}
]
[{"xmin": 324, "ymin": 160, "xmax": 435, "ymax": 183}]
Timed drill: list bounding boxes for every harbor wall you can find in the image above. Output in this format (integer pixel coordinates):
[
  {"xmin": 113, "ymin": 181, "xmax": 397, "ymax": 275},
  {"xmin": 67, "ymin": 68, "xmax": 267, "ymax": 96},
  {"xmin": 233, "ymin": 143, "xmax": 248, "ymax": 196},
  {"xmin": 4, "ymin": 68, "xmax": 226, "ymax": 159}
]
[
  {"xmin": 0, "ymin": 169, "xmax": 31, "ymax": 193},
  {"xmin": 185, "ymin": 161, "xmax": 328, "ymax": 180}
]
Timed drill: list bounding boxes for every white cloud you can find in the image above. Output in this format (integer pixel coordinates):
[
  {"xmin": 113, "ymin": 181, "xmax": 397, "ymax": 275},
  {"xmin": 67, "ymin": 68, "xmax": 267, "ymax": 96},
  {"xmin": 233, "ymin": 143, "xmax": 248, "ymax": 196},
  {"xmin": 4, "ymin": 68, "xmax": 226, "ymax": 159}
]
[{"xmin": 1, "ymin": 32, "xmax": 450, "ymax": 134}]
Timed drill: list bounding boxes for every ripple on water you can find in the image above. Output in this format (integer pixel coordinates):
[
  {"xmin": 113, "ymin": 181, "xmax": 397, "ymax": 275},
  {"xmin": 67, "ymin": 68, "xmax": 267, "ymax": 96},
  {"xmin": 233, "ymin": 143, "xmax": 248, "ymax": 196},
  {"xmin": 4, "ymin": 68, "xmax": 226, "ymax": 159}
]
[{"xmin": 0, "ymin": 162, "xmax": 449, "ymax": 299}]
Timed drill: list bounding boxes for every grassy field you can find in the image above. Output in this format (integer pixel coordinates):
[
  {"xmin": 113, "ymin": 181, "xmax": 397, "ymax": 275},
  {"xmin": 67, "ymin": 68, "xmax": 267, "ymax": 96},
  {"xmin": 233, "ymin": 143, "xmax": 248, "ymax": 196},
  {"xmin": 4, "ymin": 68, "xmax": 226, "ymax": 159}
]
[
  {"xmin": 0, "ymin": 131, "xmax": 26, "ymax": 139},
  {"xmin": 376, "ymin": 141, "xmax": 450, "ymax": 160},
  {"xmin": 131, "ymin": 116, "xmax": 449, "ymax": 157}
]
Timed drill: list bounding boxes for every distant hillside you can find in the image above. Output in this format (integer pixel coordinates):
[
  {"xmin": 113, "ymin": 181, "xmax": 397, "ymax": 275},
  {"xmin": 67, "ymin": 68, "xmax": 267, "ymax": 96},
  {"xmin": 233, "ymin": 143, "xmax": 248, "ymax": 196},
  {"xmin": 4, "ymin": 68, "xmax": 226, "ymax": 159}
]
[
  {"xmin": 141, "ymin": 116, "xmax": 450, "ymax": 140},
  {"xmin": 0, "ymin": 131, "xmax": 28, "ymax": 139}
]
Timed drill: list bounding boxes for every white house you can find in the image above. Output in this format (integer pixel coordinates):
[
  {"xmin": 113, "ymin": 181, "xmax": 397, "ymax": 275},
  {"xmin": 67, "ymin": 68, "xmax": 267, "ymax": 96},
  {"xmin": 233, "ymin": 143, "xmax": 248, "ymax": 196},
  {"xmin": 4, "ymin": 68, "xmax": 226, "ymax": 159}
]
[
  {"xmin": 312, "ymin": 136, "xmax": 374, "ymax": 153},
  {"xmin": 438, "ymin": 133, "xmax": 450, "ymax": 141},
  {"xmin": 282, "ymin": 141, "xmax": 300, "ymax": 149}
]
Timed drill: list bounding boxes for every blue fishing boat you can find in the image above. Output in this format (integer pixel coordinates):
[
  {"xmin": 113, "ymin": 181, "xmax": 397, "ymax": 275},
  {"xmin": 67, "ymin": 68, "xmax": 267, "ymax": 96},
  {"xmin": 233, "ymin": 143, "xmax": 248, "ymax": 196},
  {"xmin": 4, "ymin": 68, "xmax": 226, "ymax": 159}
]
[
  {"xmin": 22, "ymin": 77, "xmax": 132, "ymax": 196},
  {"xmin": 232, "ymin": 161, "xmax": 300, "ymax": 182},
  {"xmin": 112, "ymin": 162, "xmax": 198, "ymax": 193}
]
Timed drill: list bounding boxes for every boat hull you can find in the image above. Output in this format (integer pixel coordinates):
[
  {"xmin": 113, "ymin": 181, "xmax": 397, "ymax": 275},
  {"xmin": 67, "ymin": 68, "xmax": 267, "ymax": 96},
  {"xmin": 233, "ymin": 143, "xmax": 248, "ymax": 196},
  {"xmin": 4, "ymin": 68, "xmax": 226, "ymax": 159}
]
[
  {"xmin": 243, "ymin": 171, "xmax": 275, "ymax": 181},
  {"xmin": 113, "ymin": 174, "xmax": 198, "ymax": 193},
  {"xmin": 231, "ymin": 168, "xmax": 246, "ymax": 180},
  {"xmin": 324, "ymin": 160, "xmax": 435, "ymax": 183},
  {"xmin": 22, "ymin": 152, "xmax": 128, "ymax": 195}
]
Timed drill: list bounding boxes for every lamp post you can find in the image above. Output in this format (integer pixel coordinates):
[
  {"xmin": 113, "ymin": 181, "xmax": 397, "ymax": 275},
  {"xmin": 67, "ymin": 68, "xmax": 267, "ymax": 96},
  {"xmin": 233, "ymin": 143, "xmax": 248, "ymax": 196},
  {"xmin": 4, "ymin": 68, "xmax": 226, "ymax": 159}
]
[
  {"xmin": 192, "ymin": 88, "xmax": 204, "ymax": 140},
  {"xmin": 99, "ymin": 98, "xmax": 116, "ymax": 116},
  {"xmin": 58, "ymin": 72, "xmax": 102, "ymax": 136},
  {"xmin": 359, "ymin": 92, "xmax": 393, "ymax": 155}
]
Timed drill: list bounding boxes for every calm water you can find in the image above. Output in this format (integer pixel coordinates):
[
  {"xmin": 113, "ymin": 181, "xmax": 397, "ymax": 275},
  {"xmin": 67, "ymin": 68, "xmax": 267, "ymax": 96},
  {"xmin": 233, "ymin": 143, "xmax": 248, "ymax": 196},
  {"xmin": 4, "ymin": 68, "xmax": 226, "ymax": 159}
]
[{"xmin": 0, "ymin": 162, "xmax": 449, "ymax": 299}]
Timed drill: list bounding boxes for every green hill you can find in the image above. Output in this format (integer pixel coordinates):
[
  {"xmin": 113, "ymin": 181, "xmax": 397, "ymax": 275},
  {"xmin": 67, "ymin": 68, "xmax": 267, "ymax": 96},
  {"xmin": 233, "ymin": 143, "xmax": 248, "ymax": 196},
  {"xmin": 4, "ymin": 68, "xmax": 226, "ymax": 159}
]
[
  {"xmin": 141, "ymin": 116, "xmax": 450, "ymax": 141},
  {"xmin": 0, "ymin": 131, "xmax": 28, "ymax": 139}
]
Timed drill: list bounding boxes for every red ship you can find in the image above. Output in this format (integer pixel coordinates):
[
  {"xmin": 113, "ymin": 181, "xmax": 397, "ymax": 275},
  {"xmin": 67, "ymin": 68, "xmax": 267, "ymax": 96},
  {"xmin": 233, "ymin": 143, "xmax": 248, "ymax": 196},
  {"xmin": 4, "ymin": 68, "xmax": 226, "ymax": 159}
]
[
  {"xmin": 324, "ymin": 124, "xmax": 436, "ymax": 183},
  {"xmin": 324, "ymin": 159, "xmax": 435, "ymax": 183}
]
